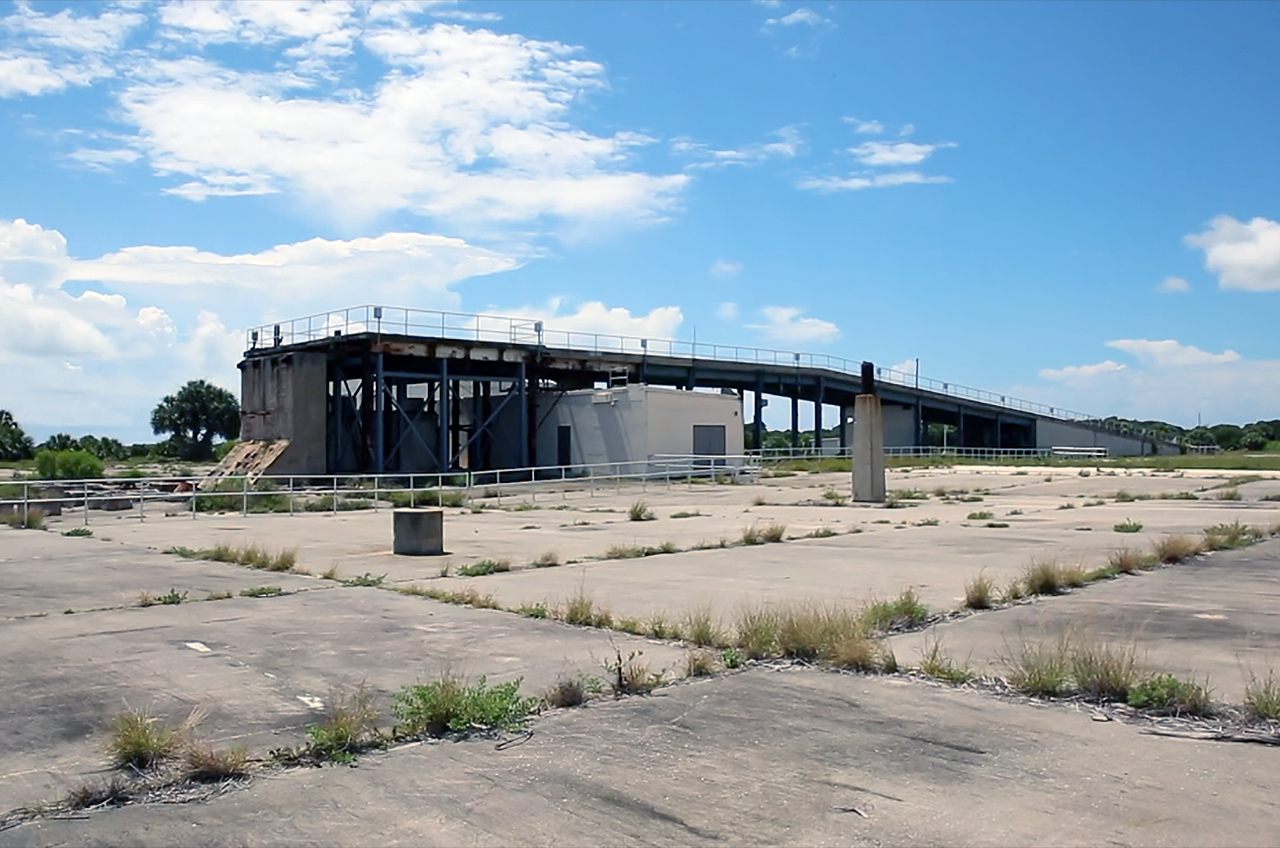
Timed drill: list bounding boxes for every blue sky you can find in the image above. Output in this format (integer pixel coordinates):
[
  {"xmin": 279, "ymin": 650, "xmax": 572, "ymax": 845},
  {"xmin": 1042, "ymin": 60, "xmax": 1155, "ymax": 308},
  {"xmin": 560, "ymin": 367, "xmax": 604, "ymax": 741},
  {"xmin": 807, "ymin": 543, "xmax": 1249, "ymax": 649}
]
[{"xmin": 2, "ymin": 0, "xmax": 1278, "ymax": 442}]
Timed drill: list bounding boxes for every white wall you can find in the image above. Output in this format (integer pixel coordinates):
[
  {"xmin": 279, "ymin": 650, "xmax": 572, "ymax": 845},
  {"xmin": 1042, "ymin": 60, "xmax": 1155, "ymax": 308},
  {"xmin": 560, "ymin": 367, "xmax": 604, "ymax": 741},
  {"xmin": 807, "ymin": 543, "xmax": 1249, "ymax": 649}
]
[
  {"xmin": 646, "ymin": 387, "xmax": 743, "ymax": 456},
  {"xmin": 240, "ymin": 351, "xmax": 328, "ymax": 474},
  {"xmin": 1035, "ymin": 419, "xmax": 1174, "ymax": 456}
]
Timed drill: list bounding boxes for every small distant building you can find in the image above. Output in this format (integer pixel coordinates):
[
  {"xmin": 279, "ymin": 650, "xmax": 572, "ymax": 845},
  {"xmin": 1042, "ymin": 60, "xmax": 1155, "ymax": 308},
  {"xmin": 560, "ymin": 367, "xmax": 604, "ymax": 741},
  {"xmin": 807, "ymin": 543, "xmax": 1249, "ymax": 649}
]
[{"xmin": 535, "ymin": 385, "xmax": 743, "ymax": 469}]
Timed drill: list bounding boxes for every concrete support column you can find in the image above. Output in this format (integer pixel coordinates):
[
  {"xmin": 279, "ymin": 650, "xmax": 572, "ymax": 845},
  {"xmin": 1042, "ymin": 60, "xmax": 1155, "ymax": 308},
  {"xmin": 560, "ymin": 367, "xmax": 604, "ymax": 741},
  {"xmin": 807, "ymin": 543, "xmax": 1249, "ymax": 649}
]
[
  {"xmin": 753, "ymin": 376, "xmax": 764, "ymax": 451},
  {"xmin": 957, "ymin": 408, "xmax": 966, "ymax": 448},
  {"xmin": 790, "ymin": 393, "xmax": 799, "ymax": 449},
  {"xmin": 852, "ymin": 395, "xmax": 885, "ymax": 502},
  {"xmin": 438, "ymin": 361, "xmax": 449, "ymax": 473},
  {"xmin": 814, "ymin": 377, "xmax": 825, "ymax": 453},
  {"xmin": 518, "ymin": 360, "xmax": 529, "ymax": 468},
  {"xmin": 374, "ymin": 352, "xmax": 385, "ymax": 474},
  {"xmin": 839, "ymin": 404, "xmax": 853, "ymax": 452}
]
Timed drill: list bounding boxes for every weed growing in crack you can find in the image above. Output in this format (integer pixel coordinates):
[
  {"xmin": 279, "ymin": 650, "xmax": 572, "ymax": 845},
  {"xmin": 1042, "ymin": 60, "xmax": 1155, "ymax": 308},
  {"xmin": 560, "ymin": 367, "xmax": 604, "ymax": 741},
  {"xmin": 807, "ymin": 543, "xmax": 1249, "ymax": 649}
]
[
  {"xmin": 184, "ymin": 744, "xmax": 251, "ymax": 782},
  {"xmin": 861, "ymin": 588, "xmax": 928, "ymax": 633},
  {"xmin": 240, "ymin": 586, "xmax": 281, "ymax": 598},
  {"xmin": 532, "ymin": 551, "xmax": 561, "ymax": 568},
  {"xmin": 964, "ymin": 573, "xmax": 996, "ymax": 609},
  {"xmin": 457, "ymin": 558, "xmax": 511, "ymax": 577},
  {"xmin": 1127, "ymin": 674, "xmax": 1213, "ymax": 716},
  {"xmin": 304, "ymin": 683, "xmax": 382, "ymax": 764},
  {"xmin": 105, "ymin": 708, "xmax": 198, "ymax": 770},
  {"xmin": 682, "ymin": 604, "xmax": 727, "ymax": 647},
  {"xmin": 628, "ymin": 501, "xmax": 656, "ymax": 522},
  {"xmin": 1113, "ymin": 518, "xmax": 1144, "ymax": 534},
  {"xmin": 1154, "ymin": 534, "xmax": 1205, "ymax": 563},
  {"xmin": 1244, "ymin": 670, "xmax": 1280, "ymax": 721},
  {"xmin": 685, "ymin": 649, "xmax": 717, "ymax": 677},
  {"xmin": 604, "ymin": 649, "xmax": 665, "ymax": 696},
  {"xmin": 393, "ymin": 674, "xmax": 537, "ymax": 737},
  {"xmin": 918, "ymin": 636, "xmax": 975, "ymax": 684}
]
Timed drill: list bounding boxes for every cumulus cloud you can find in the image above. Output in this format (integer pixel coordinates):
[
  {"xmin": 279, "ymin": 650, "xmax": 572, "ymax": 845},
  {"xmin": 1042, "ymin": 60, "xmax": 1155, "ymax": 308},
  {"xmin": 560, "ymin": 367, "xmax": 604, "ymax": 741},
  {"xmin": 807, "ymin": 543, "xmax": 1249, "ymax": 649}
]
[
  {"xmin": 1155, "ymin": 276, "xmax": 1190, "ymax": 294},
  {"xmin": 2, "ymin": 5, "xmax": 688, "ymax": 235},
  {"xmin": 849, "ymin": 140, "xmax": 955, "ymax": 167},
  {"xmin": 709, "ymin": 259, "xmax": 742, "ymax": 278},
  {"xmin": 496, "ymin": 297, "xmax": 684, "ymax": 344},
  {"xmin": 1184, "ymin": 215, "xmax": 1280, "ymax": 292},
  {"xmin": 798, "ymin": 171, "xmax": 952, "ymax": 193},
  {"xmin": 0, "ymin": 217, "xmax": 525, "ymax": 436},
  {"xmin": 746, "ymin": 306, "xmax": 839, "ymax": 344},
  {"xmin": 1105, "ymin": 338, "xmax": 1240, "ymax": 368}
]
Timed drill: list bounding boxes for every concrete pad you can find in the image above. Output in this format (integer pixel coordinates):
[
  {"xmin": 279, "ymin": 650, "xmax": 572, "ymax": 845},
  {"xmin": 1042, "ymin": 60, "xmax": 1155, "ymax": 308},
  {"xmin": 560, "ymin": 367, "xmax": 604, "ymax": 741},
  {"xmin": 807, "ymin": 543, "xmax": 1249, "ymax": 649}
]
[
  {"xmin": 0, "ymin": 584, "xmax": 684, "ymax": 811},
  {"xmin": 890, "ymin": 537, "xmax": 1280, "ymax": 701},
  {"xmin": 0, "ymin": 528, "xmax": 316, "ymax": 618},
  {"xmin": 4, "ymin": 668, "xmax": 1278, "ymax": 847}
]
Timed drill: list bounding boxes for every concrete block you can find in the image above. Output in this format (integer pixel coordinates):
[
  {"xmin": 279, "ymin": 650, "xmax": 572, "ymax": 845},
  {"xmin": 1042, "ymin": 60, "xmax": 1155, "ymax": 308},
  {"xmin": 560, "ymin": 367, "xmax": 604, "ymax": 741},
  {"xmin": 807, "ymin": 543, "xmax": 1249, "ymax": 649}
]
[
  {"xmin": 393, "ymin": 508, "xmax": 444, "ymax": 556},
  {"xmin": 852, "ymin": 394, "xmax": 886, "ymax": 503}
]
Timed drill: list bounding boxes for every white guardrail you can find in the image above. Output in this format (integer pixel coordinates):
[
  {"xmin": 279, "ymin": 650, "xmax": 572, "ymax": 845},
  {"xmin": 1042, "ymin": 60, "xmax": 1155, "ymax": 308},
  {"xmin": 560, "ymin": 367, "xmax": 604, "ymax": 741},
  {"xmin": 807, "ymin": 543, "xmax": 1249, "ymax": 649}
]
[
  {"xmin": 243, "ymin": 304, "xmax": 1166, "ymax": 442},
  {"xmin": 0, "ymin": 448, "xmax": 1107, "ymax": 528}
]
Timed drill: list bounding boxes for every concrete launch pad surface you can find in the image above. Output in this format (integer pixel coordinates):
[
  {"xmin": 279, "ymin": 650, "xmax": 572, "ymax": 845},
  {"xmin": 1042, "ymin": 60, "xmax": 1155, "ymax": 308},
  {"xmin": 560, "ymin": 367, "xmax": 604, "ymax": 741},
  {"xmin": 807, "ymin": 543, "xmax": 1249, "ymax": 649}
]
[{"xmin": 2, "ymin": 464, "xmax": 1279, "ymax": 845}]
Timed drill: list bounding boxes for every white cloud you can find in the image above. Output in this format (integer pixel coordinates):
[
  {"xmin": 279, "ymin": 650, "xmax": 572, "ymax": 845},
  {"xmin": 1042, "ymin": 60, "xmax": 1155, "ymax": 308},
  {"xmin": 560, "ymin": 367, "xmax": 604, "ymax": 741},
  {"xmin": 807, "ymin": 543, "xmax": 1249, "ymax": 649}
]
[
  {"xmin": 717, "ymin": 301, "xmax": 739, "ymax": 320},
  {"xmin": 798, "ymin": 171, "xmax": 952, "ymax": 193},
  {"xmin": 1155, "ymin": 276, "xmax": 1190, "ymax": 293},
  {"xmin": 709, "ymin": 259, "xmax": 742, "ymax": 278},
  {"xmin": 1038, "ymin": 360, "xmax": 1127, "ymax": 384},
  {"xmin": 111, "ymin": 21, "xmax": 685, "ymax": 229},
  {"xmin": 899, "ymin": 123, "xmax": 915, "ymax": 137},
  {"xmin": 1028, "ymin": 344, "xmax": 1279, "ymax": 426},
  {"xmin": 1105, "ymin": 338, "xmax": 1240, "ymax": 368},
  {"xmin": 849, "ymin": 140, "xmax": 955, "ymax": 167},
  {"xmin": 3, "ymin": 5, "xmax": 688, "ymax": 234},
  {"xmin": 746, "ymin": 306, "xmax": 839, "ymax": 344},
  {"xmin": 70, "ymin": 231, "xmax": 517, "ymax": 310},
  {"xmin": 497, "ymin": 297, "xmax": 684, "ymax": 343},
  {"xmin": 764, "ymin": 8, "xmax": 831, "ymax": 28},
  {"xmin": 1184, "ymin": 215, "xmax": 1280, "ymax": 292},
  {"xmin": 672, "ymin": 126, "xmax": 802, "ymax": 169},
  {"xmin": 842, "ymin": 117, "xmax": 883, "ymax": 134},
  {"xmin": 0, "ymin": 217, "xmax": 525, "ymax": 437}
]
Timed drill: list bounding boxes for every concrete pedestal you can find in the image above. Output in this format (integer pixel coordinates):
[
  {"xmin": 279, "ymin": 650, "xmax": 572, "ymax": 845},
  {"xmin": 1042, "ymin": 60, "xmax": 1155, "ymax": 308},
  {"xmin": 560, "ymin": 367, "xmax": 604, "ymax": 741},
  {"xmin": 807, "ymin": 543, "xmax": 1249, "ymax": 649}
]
[
  {"xmin": 852, "ymin": 394, "xmax": 886, "ymax": 503},
  {"xmin": 393, "ymin": 508, "xmax": 444, "ymax": 556}
]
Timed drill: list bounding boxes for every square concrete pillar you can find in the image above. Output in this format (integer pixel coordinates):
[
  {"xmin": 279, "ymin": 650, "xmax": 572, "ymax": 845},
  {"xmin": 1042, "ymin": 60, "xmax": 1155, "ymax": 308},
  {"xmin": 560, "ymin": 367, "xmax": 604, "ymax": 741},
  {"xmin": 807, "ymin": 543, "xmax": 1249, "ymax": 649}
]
[
  {"xmin": 852, "ymin": 394, "xmax": 885, "ymax": 502},
  {"xmin": 393, "ymin": 508, "xmax": 444, "ymax": 556}
]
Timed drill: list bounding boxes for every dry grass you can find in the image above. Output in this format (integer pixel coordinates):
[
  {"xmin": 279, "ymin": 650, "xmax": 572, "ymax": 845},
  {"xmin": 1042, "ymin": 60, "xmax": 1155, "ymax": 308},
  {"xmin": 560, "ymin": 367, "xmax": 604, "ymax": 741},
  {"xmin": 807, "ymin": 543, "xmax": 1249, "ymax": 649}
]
[
  {"xmin": 1244, "ymin": 670, "xmax": 1280, "ymax": 721},
  {"xmin": 1002, "ymin": 634, "xmax": 1071, "ymax": 697},
  {"xmin": 645, "ymin": 613, "xmax": 680, "ymax": 639},
  {"xmin": 1153, "ymin": 534, "xmax": 1205, "ymax": 564},
  {"xmin": 1021, "ymin": 558, "xmax": 1068, "ymax": 596},
  {"xmin": 560, "ymin": 588, "xmax": 612, "ymax": 628},
  {"xmin": 183, "ymin": 744, "xmax": 251, "ymax": 782},
  {"xmin": 918, "ymin": 636, "xmax": 975, "ymax": 684},
  {"xmin": 1110, "ymin": 547, "xmax": 1157, "ymax": 574},
  {"xmin": 105, "ymin": 708, "xmax": 201, "ymax": 770},
  {"xmin": 305, "ymin": 683, "xmax": 382, "ymax": 762},
  {"xmin": 963, "ymin": 572, "xmax": 995, "ymax": 609},
  {"xmin": 733, "ymin": 605, "xmax": 781, "ymax": 658},
  {"xmin": 532, "ymin": 551, "xmax": 561, "ymax": 568},
  {"xmin": 861, "ymin": 588, "xmax": 929, "ymax": 633},
  {"xmin": 628, "ymin": 500, "xmax": 656, "ymax": 522},
  {"xmin": 683, "ymin": 604, "xmax": 727, "ymax": 647},
  {"xmin": 684, "ymin": 649, "xmax": 717, "ymax": 677},
  {"xmin": 544, "ymin": 676, "xmax": 589, "ymax": 709},
  {"xmin": 1069, "ymin": 633, "xmax": 1143, "ymax": 702},
  {"xmin": 1202, "ymin": 521, "xmax": 1262, "ymax": 551}
]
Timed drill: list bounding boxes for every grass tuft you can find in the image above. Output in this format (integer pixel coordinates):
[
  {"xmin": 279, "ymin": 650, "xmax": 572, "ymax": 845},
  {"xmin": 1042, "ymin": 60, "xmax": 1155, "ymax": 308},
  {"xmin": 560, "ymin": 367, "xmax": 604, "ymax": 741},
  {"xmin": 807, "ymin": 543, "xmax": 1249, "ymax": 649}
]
[
  {"xmin": 183, "ymin": 744, "xmax": 251, "ymax": 782},
  {"xmin": 1113, "ymin": 518, "xmax": 1144, "ymax": 533},
  {"xmin": 684, "ymin": 649, "xmax": 717, "ymax": 678},
  {"xmin": 1153, "ymin": 534, "xmax": 1205, "ymax": 564},
  {"xmin": 918, "ymin": 636, "xmax": 975, "ymax": 684},
  {"xmin": 628, "ymin": 500, "xmax": 656, "ymax": 522},
  {"xmin": 964, "ymin": 573, "xmax": 996, "ymax": 609},
  {"xmin": 1022, "ymin": 558, "xmax": 1067, "ymax": 595},
  {"xmin": 966, "ymin": 510, "xmax": 993, "ymax": 521},
  {"xmin": 532, "ymin": 551, "xmax": 561, "ymax": 568},
  {"xmin": 1203, "ymin": 520, "xmax": 1262, "ymax": 551},
  {"xmin": 62, "ymin": 526, "xmax": 93, "ymax": 537},
  {"xmin": 544, "ymin": 675, "xmax": 590, "ymax": 709},
  {"xmin": 1002, "ymin": 635, "xmax": 1071, "ymax": 697},
  {"xmin": 240, "ymin": 585, "xmax": 281, "ymax": 598},
  {"xmin": 861, "ymin": 588, "xmax": 928, "ymax": 632},
  {"xmin": 682, "ymin": 604, "xmax": 727, "ymax": 647},
  {"xmin": 305, "ymin": 683, "xmax": 382, "ymax": 763},
  {"xmin": 105, "ymin": 708, "xmax": 197, "ymax": 770},
  {"xmin": 1110, "ymin": 547, "xmax": 1157, "ymax": 574},
  {"xmin": 456, "ymin": 558, "xmax": 511, "ymax": 577},
  {"xmin": 1244, "ymin": 670, "xmax": 1280, "ymax": 721}
]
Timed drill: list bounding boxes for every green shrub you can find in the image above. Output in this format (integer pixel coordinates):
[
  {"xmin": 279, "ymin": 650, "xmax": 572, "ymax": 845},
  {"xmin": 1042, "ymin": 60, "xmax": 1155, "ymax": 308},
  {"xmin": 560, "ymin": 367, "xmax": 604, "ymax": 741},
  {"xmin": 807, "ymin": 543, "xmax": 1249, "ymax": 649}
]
[
  {"xmin": 1244, "ymin": 671, "xmax": 1280, "ymax": 721},
  {"xmin": 62, "ymin": 526, "xmax": 92, "ymax": 537},
  {"xmin": 1113, "ymin": 519, "xmax": 1143, "ymax": 533},
  {"xmin": 392, "ymin": 674, "xmax": 536, "ymax": 737},
  {"xmin": 1127, "ymin": 674, "xmax": 1213, "ymax": 716},
  {"xmin": 35, "ymin": 449, "xmax": 103, "ymax": 480},
  {"xmin": 457, "ymin": 559, "xmax": 511, "ymax": 577},
  {"xmin": 305, "ymin": 684, "xmax": 382, "ymax": 764},
  {"xmin": 967, "ymin": 511, "xmax": 993, "ymax": 521},
  {"xmin": 240, "ymin": 586, "xmax": 282, "ymax": 598},
  {"xmin": 861, "ymin": 588, "xmax": 928, "ymax": 632}
]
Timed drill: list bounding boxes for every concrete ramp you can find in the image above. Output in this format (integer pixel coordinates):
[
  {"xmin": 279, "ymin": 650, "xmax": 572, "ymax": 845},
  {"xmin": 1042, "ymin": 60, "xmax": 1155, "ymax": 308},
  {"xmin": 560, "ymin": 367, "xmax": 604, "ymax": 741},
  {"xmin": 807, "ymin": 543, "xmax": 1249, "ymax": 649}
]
[{"xmin": 202, "ymin": 439, "xmax": 291, "ymax": 488}]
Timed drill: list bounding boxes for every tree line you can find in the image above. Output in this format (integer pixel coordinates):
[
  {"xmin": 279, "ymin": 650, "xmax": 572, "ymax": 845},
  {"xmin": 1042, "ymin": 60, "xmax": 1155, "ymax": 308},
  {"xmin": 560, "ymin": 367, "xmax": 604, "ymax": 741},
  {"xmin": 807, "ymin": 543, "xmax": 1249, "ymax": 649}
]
[{"xmin": 1, "ymin": 380, "xmax": 241, "ymax": 466}]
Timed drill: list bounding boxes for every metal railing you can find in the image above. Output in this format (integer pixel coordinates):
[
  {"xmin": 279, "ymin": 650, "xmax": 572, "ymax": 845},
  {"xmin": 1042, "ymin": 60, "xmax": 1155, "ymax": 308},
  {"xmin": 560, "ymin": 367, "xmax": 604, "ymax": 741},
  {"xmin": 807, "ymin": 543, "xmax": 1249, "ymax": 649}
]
[
  {"xmin": 243, "ymin": 304, "xmax": 1170, "ymax": 443},
  {"xmin": 0, "ymin": 457, "xmax": 761, "ymax": 527}
]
